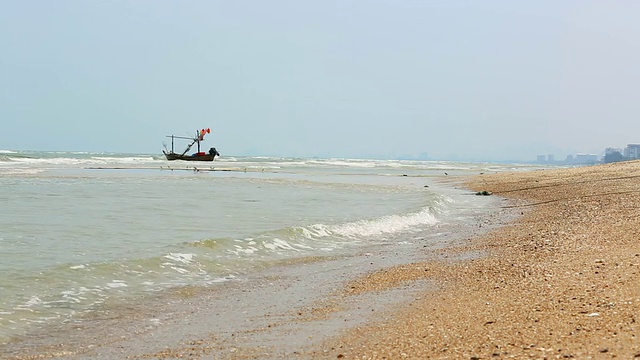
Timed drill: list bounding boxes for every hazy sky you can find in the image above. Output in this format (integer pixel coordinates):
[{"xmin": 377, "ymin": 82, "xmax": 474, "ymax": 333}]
[{"xmin": 2, "ymin": 1, "xmax": 640, "ymax": 161}]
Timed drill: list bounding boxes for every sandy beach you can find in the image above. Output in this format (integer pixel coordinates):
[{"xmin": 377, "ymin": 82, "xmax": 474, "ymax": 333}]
[{"xmin": 4, "ymin": 161, "xmax": 640, "ymax": 359}]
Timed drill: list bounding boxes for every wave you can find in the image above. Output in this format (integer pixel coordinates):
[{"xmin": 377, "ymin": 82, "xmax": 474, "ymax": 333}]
[
  {"xmin": 0, "ymin": 152, "xmax": 162, "ymax": 168},
  {"xmin": 2, "ymin": 202, "xmax": 438, "ymax": 326},
  {"xmin": 0, "ymin": 202, "xmax": 435, "ymax": 339},
  {"xmin": 89, "ymin": 156, "xmax": 157, "ymax": 163},
  {"xmin": 192, "ymin": 205, "xmax": 440, "ymax": 259},
  {"xmin": 0, "ymin": 251, "xmax": 235, "ymax": 341},
  {"xmin": 306, "ymin": 159, "xmax": 379, "ymax": 168},
  {"xmin": 316, "ymin": 207, "xmax": 438, "ymax": 238}
]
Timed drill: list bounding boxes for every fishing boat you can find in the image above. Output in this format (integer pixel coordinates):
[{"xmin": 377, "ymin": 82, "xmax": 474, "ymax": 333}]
[{"xmin": 163, "ymin": 128, "xmax": 220, "ymax": 161}]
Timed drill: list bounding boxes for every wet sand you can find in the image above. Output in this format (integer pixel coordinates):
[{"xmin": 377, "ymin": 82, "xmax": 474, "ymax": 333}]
[{"xmin": 4, "ymin": 161, "xmax": 640, "ymax": 359}]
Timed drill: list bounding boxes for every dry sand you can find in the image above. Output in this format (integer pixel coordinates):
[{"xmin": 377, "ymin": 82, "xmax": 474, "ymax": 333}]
[{"xmin": 4, "ymin": 161, "xmax": 640, "ymax": 359}]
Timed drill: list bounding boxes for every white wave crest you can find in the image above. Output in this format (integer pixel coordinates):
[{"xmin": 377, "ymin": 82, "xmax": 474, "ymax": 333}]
[
  {"xmin": 25, "ymin": 296, "xmax": 43, "ymax": 307},
  {"xmin": 264, "ymin": 238, "xmax": 297, "ymax": 251},
  {"xmin": 0, "ymin": 168, "xmax": 45, "ymax": 175},
  {"xmin": 106, "ymin": 280, "xmax": 128, "ymax": 288},
  {"xmin": 164, "ymin": 253, "xmax": 194, "ymax": 264},
  {"xmin": 304, "ymin": 207, "xmax": 438, "ymax": 240}
]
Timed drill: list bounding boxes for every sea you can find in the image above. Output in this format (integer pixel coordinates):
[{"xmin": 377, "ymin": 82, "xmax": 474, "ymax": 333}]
[{"xmin": 0, "ymin": 149, "xmax": 544, "ymax": 344}]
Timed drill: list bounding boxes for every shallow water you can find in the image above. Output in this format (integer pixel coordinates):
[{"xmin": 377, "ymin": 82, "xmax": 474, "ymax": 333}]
[{"xmin": 0, "ymin": 150, "xmax": 543, "ymax": 342}]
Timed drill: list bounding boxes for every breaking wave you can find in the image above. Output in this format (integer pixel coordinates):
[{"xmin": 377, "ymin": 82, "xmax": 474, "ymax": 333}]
[{"xmin": 193, "ymin": 204, "xmax": 441, "ymax": 259}]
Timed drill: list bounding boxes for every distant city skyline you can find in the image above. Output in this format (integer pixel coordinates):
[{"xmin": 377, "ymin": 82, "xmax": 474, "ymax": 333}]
[{"xmin": 535, "ymin": 142, "xmax": 640, "ymax": 165}]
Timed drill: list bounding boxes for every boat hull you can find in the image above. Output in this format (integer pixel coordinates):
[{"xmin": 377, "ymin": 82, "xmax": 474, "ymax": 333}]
[{"xmin": 163, "ymin": 151, "xmax": 215, "ymax": 162}]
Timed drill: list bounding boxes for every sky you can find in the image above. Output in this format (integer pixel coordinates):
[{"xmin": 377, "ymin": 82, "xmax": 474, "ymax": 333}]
[{"xmin": 2, "ymin": 1, "xmax": 640, "ymax": 161}]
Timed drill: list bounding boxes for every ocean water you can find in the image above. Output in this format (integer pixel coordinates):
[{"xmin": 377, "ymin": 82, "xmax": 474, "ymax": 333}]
[{"xmin": 0, "ymin": 150, "xmax": 540, "ymax": 343}]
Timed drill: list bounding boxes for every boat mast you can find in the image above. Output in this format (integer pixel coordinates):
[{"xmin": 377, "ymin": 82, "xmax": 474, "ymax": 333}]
[
  {"xmin": 180, "ymin": 131, "xmax": 199, "ymax": 156},
  {"xmin": 165, "ymin": 128, "xmax": 210, "ymax": 156}
]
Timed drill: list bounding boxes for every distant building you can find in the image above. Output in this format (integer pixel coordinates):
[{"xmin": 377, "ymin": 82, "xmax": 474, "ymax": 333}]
[
  {"xmin": 562, "ymin": 153, "xmax": 599, "ymax": 164},
  {"xmin": 575, "ymin": 154, "xmax": 598, "ymax": 164},
  {"xmin": 547, "ymin": 154, "xmax": 555, "ymax": 162},
  {"xmin": 604, "ymin": 148, "xmax": 625, "ymax": 163},
  {"xmin": 624, "ymin": 144, "xmax": 640, "ymax": 159},
  {"xmin": 605, "ymin": 147, "xmax": 621, "ymax": 155},
  {"xmin": 536, "ymin": 155, "xmax": 546, "ymax": 163}
]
